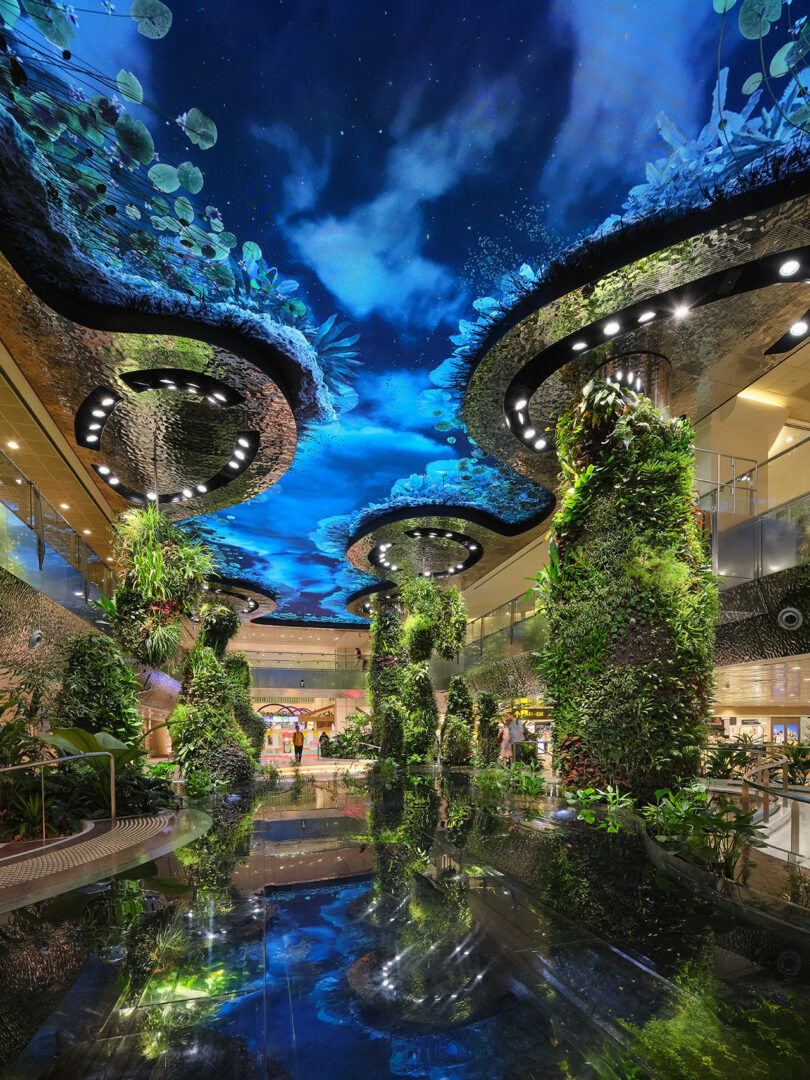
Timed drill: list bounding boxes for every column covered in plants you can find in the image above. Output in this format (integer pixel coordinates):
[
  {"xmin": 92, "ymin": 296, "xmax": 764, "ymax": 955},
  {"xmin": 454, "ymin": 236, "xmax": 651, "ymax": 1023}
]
[
  {"xmin": 367, "ymin": 598, "xmax": 407, "ymax": 760},
  {"xmin": 442, "ymin": 674, "xmax": 474, "ymax": 765},
  {"xmin": 536, "ymin": 379, "xmax": 717, "ymax": 797}
]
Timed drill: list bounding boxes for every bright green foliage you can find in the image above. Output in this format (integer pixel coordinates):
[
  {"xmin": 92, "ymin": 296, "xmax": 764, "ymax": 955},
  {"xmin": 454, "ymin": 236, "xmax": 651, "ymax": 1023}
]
[
  {"xmin": 55, "ymin": 634, "xmax": 142, "ymax": 744},
  {"xmin": 197, "ymin": 602, "xmax": 240, "ymax": 658},
  {"xmin": 367, "ymin": 599, "xmax": 407, "ymax": 759},
  {"xmin": 402, "ymin": 661, "xmax": 438, "ymax": 760},
  {"xmin": 223, "ymin": 651, "xmax": 266, "ymax": 758},
  {"xmin": 442, "ymin": 717, "xmax": 473, "ymax": 766},
  {"xmin": 400, "ymin": 575, "xmax": 467, "ymax": 661},
  {"xmin": 109, "ymin": 505, "xmax": 216, "ymax": 668},
  {"xmin": 475, "ymin": 691, "xmax": 500, "ymax": 764},
  {"xmin": 170, "ymin": 645, "xmax": 254, "ymax": 790},
  {"xmin": 534, "ymin": 379, "xmax": 717, "ymax": 799},
  {"xmin": 445, "ymin": 674, "xmax": 473, "ymax": 727}
]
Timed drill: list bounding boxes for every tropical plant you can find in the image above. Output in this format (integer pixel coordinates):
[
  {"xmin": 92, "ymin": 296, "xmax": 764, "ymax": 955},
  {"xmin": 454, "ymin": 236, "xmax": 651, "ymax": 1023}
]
[
  {"xmin": 367, "ymin": 598, "xmax": 407, "ymax": 760},
  {"xmin": 642, "ymin": 783, "xmax": 765, "ymax": 881},
  {"xmin": 197, "ymin": 602, "xmax": 240, "ymax": 658},
  {"xmin": 475, "ymin": 691, "xmax": 500, "ymax": 764},
  {"xmin": 441, "ymin": 716, "xmax": 473, "ymax": 766},
  {"xmin": 54, "ymin": 634, "xmax": 142, "ymax": 743},
  {"xmin": 436, "ymin": 586, "xmax": 468, "ymax": 660},
  {"xmin": 402, "ymin": 661, "xmax": 438, "ymax": 761},
  {"xmin": 534, "ymin": 379, "xmax": 717, "ymax": 799},
  {"xmin": 565, "ymin": 785, "xmax": 635, "ymax": 833},
  {"xmin": 108, "ymin": 504, "xmax": 217, "ymax": 668}
]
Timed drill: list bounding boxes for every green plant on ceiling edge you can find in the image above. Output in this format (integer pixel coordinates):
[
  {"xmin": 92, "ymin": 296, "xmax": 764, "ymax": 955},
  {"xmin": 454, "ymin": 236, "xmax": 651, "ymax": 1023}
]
[{"xmin": 530, "ymin": 378, "xmax": 717, "ymax": 800}]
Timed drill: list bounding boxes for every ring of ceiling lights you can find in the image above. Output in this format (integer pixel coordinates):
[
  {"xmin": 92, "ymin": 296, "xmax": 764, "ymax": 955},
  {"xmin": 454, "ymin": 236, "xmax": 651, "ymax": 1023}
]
[
  {"xmin": 0, "ymin": 254, "xmax": 298, "ymax": 519},
  {"xmin": 464, "ymin": 194, "xmax": 810, "ymax": 484},
  {"xmin": 77, "ymin": 369, "xmax": 262, "ymax": 507},
  {"xmin": 345, "ymin": 582, "xmax": 398, "ymax": 619},
  {"xmin": 345, "ymin": 504, "xmax": 550, "ymax": 612},
  {"xmin": 201, "ymin": 577, "xmax": 277, "ymax": 621}
]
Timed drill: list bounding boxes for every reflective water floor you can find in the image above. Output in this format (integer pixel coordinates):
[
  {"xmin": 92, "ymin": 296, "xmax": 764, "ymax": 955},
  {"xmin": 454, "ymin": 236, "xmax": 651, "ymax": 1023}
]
[{"xmin": 2, "ymin": 773, "xmax": 810, "ymax": 1079}]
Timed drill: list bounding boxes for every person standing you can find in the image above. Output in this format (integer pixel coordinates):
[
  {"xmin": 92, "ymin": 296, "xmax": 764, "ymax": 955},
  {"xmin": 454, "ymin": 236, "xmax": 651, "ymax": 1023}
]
[
  {"xmin": 507, "ymin": 713, "xmax": 526, "ymax": 765},
  {"xmin": 293, "ymin": 723, "xmax": 304, "ymax": 764}
]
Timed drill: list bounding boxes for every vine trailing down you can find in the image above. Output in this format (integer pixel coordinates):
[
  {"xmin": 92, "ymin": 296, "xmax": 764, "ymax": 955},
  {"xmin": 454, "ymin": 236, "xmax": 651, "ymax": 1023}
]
[{"xmin": 532, "ymin": 378, "xmax": 717, "ymax": 799}]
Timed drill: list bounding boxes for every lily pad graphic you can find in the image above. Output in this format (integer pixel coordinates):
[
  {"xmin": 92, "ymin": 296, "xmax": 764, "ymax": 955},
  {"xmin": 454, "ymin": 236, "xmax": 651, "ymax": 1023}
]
[
  {"xmin": 116, "ymin": 69, "xmax": 143, "ymax": 104},
  {"xmin": 148, "ymin": 163, "xmax": 180, "ymax": 192},
  {"xmin": 181, "ymin": 106, "xmax": 217, "ymax": 150},
  {"xmin": 129, "ymin": 0, "xmax": 172, "ymax": 39},
  {"xmin": 115, "ymin": 113, "xmax": 154, "ymax": 165},
  {"xmin": 177, "ymin": 160, "xmax": 204, "ymax": 193}
]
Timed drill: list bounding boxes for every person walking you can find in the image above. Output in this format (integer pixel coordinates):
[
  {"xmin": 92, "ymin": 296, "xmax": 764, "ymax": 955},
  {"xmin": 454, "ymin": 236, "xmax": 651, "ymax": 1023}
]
[{"xmin": 292, "ymin": 723, "xmax": 305, "ymax": 765}]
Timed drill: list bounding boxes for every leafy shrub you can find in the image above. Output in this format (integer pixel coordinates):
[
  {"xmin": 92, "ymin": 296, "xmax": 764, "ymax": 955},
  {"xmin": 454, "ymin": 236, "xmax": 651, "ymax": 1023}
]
[
  {"xmin": 475, "ymin": 691, "xmax": 500, "ymax": 764},
  {"xmin": 108, "ymin": 505, "xmax": 216, "ymax": 667},
  {"xmin": 54, "ymin": 634, "xmax": 142, "ymax": 743},
  {"xmin": 198, "ymin": 603, "xmax": 240, "ymax": 658},
  {"xmin": 565, "ymin": 785, "xmax": 635, "ymax": 832},
  {"xmin": 442, "ymin": 716, "xmax": 473, "ymax": 766},
  {"xmin": 403, "ymin": 612, "xmax": 434, "ymax": 661},
  {"xmin": 207, "ymin": 742, "xmax": 255, "ymax": 790},
  {"xmin": 435, "ymin": 587, "xmax": 467, "ymax": 660},
  {"xmin": 402, "ymin": 661, "xmax": 438, "ymax": 760}
]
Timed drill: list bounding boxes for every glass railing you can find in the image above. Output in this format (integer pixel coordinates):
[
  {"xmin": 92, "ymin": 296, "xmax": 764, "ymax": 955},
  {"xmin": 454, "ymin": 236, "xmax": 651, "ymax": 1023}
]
[
  {"xmin": 0, "ymin": 445, "xmax": 114, "ymax": 596},
  {"xmin": 466, "ymin": 591, "xmax": 536, "ymax": 645}
]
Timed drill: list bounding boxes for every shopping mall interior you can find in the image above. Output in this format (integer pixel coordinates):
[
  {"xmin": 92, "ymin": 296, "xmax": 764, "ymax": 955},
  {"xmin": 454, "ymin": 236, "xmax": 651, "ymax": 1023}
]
[{"xmin": 2, "ymin": 2, "xmax": 810, "ymax": 1077}]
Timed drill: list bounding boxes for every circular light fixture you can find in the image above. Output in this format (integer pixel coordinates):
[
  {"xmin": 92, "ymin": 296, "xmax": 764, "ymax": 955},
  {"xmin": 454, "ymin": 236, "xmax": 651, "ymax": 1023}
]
[
  {"xmin": 100, "ymin": 396, "xmax": 115, "ymax": 407},
  {"xmin": 91, "ymin": 409, "xmax": 106, "ymax": 418},
  {"xmin": 89, "ymin": 423, "xmax": 101, "ymax": 431},
  {"xmin": 234, "ymin": 449, "xmax": 245, "ymax": 460},
  {"xmin": 790, "ymin": 320, "xmax": 808, "ymax": 337},
  {"xmin": 109, "ymin": 476, "xmax": 120, "ymax": 486},
  {"xmin": 60, "ymin": 502, "xmax": 69, "ymax": 509},
  {"xmin": 572, "ymin": 341, "xmax": 587, "ymax": 351},
  {"xmin": 524, "ymin": 427, "xmax": 536, "ymax": 439},
  {"xmin": 237, "ymin": 437, "xmax": 250, "ymax": 448},
  {"xmin": 638, "ymin": 310, "xmax": 656, "ymax": 323},
  {"xmin": 182, "ymin": 487, "xmax": 193, "ymax": 498},
  {"xmin": 228, "ymin": 459, "xmax": 239, "ymax": 468},
  {"xmin": 390, "ymin": 564, "xmax": 399, "ymax": 571},
  {"xmin": 514, "ymin": 398, "xmax": 527, "ymax": 410},
  {"xmin": 534, "ymin": 438, "xmax": 547, "ymax": 450},
  {"xmin": 196, "ymin": 483, "xmax": 207, "ymax": 493},
  {"xmin": 7, "ymin": 440, "xmax": 19, "ymax": 450},
  {"xmin": 98, "ymin": 465, "xmax": 110, "ymax": 475},
  {"xmin": 603, "ymin": 321, "xmax": 620, "ymax": 336},
  {"xmin": 82, "ymin": 529, "xmax": 91, "ymax": 535},
  {"xmin": 146, "ymin": 491, "xmax": 157, "ymax": 501},
  {"xmin": 213, "ymin": 392, "xmax": 227, "ymax": 402},
  {"xmin": 674, "ymin": 304, "xmax": 690, "ymax": 318},
  {"xmin": 780, "ymin": 258, "xmax": 800, "ymax": 277},
  {"xmin": 86, "ymin": 434, "xmax": 98, "ymax": 443}
]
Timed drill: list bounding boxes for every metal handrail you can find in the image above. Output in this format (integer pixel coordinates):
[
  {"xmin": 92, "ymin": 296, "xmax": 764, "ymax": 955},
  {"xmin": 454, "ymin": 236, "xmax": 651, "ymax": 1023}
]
[{"xmin": 0, "ymin": 752, "xmax": 116, "ymax": 844}]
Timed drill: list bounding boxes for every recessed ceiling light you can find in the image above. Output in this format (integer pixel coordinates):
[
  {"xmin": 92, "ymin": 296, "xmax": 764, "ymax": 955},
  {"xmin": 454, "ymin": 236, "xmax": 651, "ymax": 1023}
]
[
  {"xmin": 213, "ymin": 392, "xmax": 227, "ymax": 402},
  {"xmin": 187, "ymin": 386, "xmax": 198, "ymax": 394},
  {"xmin": 228, "ymin": 459, "xmax": 239, "ymax": 468},
  {"xmin": 101, "ymin": 396, "xmax": 115, "ymax": 407},
  {"xmin": 674, "ymin": 304, "xmax": 690, "ymax": 318},
  {"xmin": 196, "ymin": 484, "xmax": 207, "ymax": 493},
  {"xmin": 638, "ymin": 310, "xmax": 656, "ymax": 323},
  {"xmin": 109, "ymin": 476, "xmax": 120, "ymax": 486},
  {"xmin": 83, "ymin": 529, "xmax": 91, "ymax": 535},
  {"xmin": 234, "ymin": 449, "xmax": 245, "ymax": 460},
  {"xmin": 73, "ymin": 590, "xmax": 83, "ymax": 597},
  {"xmin": 469, "ymin": 543, "xmax": 477, "ymax": 549},
  {"xmin": 422, "ymin": 571, "xmax": 430, "ymax": 577},
  {"xmin": 780, "ymin": 258, "xmax": 800, "ymax": 277},
  {"xmin": 89, "ymin": 423, "xmax": 101, "ymax": 431},
  {"xmin": 572, "ymin": 341, "xmax": 587, "ymax": 352},
  {"xmin": 786, "ymin": 436, "xmax": 794, "ymax": 443},
  {"xmin": 524, "ymin": 427, "xmax": 536, "ymax": 439},
  {"xmin": 182, "ymin": 488, "xmax": 193, "ymax": 498},
  {"xmin": 456, "ymin": 563, "xmax": 464, "ymax": 570},
  {"xmin": 514, "ymin": 398, "xmax": 527, "ymax": 410},
  {"xmin": 86, "ymin": 434, "xmax": 98, "ymax": 443},
  {"xmin": 98, "ymin": 465, "xmax": 110, "ymax": 475},
  {"xmin": 91, "ymin": 409, "xmax": 106, "ymax": 418},
  {"xmin": 391, "ymin": 565, "xmax": 399, "ymax": 571},
  {"xmin": 7, "ymin": 440, "xmax": 19, "ymax": 450},
  {"xmin": 237, "ymin": 437, "xmax": 250, "ymax": 448},
  {"xmin": 534, "ymin": 438, "xmax": 547, "ymax": 450},
  {"xmin": 790, "ymin": 320, "xmax": 808, "ymax": 337},
  {"xmin": 603, "ymin": 321, "xmax": 620, "ymax": 336},
  {"xmin": 445, "ymin": 532, "xmax": 452, "ymax": 537},
  {"xmin": 146, "ymin": 491, "xmax": 157, "ymax": 501},
  {"xmin": 60, "ymin": 502, "xmax": 69, "ymax": 509}
]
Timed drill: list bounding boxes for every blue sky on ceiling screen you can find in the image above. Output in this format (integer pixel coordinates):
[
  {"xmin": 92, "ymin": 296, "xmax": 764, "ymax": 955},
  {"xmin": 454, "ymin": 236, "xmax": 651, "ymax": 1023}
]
[{"xmin": 3, "ymin": 0, "xmax": 807, "ymax": 623}]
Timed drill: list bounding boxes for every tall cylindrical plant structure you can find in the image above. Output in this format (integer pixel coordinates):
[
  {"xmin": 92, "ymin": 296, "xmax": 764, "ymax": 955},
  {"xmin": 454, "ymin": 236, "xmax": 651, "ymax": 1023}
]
[
  {"xmin": 536, "ymin": 379, "xmax": 717, "ymax": 798},
  {"xmin": 367, "ymin": 598, "xmax": 407, "ymax": 760}
]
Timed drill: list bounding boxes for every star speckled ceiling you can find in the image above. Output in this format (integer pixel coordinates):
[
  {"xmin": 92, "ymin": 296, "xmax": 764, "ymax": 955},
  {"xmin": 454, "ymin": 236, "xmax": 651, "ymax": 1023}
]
[{"xmin": 1, "ymin": 1, "xmax": 810, "ymax": 624}]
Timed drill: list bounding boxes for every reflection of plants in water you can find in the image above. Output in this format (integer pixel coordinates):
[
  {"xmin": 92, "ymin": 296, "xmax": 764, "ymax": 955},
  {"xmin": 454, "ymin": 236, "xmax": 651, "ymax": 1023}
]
[{"xmin": 782, "ymin": 863, "xmax": 810, "ymax": 908}]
